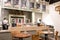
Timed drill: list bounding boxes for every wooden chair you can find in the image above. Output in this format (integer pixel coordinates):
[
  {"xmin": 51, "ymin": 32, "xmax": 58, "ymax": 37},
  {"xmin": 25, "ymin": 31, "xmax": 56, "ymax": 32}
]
[
  {"xmin": 10, "ymin": 30, "xmax": 20, "ymax": 40},
  {"xmin": 48, "ymin": 31, "xmax": 58, "ymax": 40},
  {"xmin": 32, "ymin": 30, "xmax": 42, "ymax": 40},
  {"xmin": 55, "ymin": 31, "xmax": 58, "ymax": 40},
  {"xmin": 32, "ymin": 34, "xmax": 42, "ymax": 40}
]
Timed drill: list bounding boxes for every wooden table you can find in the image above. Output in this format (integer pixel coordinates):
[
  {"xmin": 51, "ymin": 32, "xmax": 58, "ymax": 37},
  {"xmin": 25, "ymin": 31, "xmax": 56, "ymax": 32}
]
[
  {"xmin": 9, "ymin": 26, "xmax": 49, "ymax": 31},
  {"xmin": 9, "ymin": 26, "xmax": 54, "ymax": 40},
  {"xmin": 38, "ymin": 31, "xmax": 53, "ymax": 40},
  {"xmin": 14, "ymin": 33, "xmax": 31, "ymax": 40}
]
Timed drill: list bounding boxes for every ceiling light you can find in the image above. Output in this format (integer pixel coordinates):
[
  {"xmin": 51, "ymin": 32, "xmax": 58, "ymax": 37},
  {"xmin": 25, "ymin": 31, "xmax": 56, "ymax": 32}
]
[{"xmin": 36, "ymin": 0, "xmax": 39, "ymax": 2}]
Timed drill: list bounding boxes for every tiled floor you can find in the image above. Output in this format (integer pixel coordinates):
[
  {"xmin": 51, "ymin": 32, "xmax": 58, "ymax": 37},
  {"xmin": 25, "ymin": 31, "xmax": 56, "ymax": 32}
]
[{"xmin": 13, "ymin": 36, "xmax": 60, "ymax": 40}]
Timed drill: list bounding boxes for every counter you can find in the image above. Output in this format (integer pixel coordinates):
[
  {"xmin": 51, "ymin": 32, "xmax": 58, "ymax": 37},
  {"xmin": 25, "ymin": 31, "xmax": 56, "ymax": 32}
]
[
  {"xmin": 0, "ymin": 30, "xmax": 10, "ymax": 32},
  {"xmin": 0, "ymin": 30, "xmax": 12, "ymax": 40}
]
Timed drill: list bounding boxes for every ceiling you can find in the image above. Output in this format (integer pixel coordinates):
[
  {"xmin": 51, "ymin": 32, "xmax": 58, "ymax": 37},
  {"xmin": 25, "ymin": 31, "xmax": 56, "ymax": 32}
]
[{"xmin": 45, "ymin": 0, "xmax": 60, "ymax": 4}]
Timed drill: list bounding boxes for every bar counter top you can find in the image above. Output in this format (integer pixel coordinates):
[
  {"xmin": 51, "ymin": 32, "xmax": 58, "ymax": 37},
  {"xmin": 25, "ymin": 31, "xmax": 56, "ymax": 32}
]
[{"xmin": 0, "ymin": 30, "xmax": 10, "ymax": 33}]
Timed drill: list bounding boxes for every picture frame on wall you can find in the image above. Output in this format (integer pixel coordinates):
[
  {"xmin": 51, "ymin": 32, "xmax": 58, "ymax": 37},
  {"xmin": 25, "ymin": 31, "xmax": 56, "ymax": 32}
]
[
  {"xmin": 13, "ymin": 0, "xmax": 19, "ymax": 5},
  {"xmin": 29, "ymin": 2, "xmax": 34, "ymax": 9},
  {"xmin": 13, "ymin": 0, "xmax": 19, "ymax": 8},
  {"xmin": 29, "ymin": 0, "xmax": 35, "ymax": 9},
  {"xmin": 21, "ymin": 0, "xmax": 27, "ymax": 9},
  {"xmin": 4, "ymin": 0, "xmax": 11, "ymax": 7},
  {"xmin": 42, "ymin": 5, "xmax": 46, "ymax": 11},
  {"xmin": 36, "ymin": 3, "xmax": 40, "ymax": 9}
]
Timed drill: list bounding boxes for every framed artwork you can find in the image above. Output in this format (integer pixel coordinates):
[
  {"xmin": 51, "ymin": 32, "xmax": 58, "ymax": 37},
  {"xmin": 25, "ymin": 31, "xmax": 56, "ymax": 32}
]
[
  {"xmin": 29, "ymin": 2, "xmax": 34, "ymax": 9},
  {"xmin": 4, "ymin": 0, "xmax": 11, "ymax": 3},
  {"xmin": 29, "ymin": 0, "xmax": 35, "ymax": 9},
  {"xmin": 36, "ymin": 3, "xmax": 40, "ymax": 9},
  {"xmin": 13, "ymin": 0, "xmax": 19, "ymax": 8},
  {"xmin": 13, "ymin": 0, "xmax": 19, "ymax": 5},
  {"xmin": 42, "ymin": 5, "xmax": 46, "ymax": 11},
  {"xmin": 4, "ymin": 0, "xmax": 11, "ymax": 7},
  {"xmin": 21, "ymin": 0, "xmax": 27, "ymax": 8}
]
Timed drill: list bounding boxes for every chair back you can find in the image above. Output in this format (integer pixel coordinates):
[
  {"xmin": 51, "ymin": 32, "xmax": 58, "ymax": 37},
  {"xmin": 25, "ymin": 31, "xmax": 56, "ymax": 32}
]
[
  {"xmin": 55, "ymin": 31, "xmax": 58, "ymax": 40},
  {"xmin": 32, "ymin": 30, "xmax": 42, "ymax": 40},
  {"xmin": 32, "ymin": 34, "xmax": 39, "ymax": 40}
]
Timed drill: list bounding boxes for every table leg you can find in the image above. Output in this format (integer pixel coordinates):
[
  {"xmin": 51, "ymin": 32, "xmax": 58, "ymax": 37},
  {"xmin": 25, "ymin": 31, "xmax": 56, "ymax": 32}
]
[
  {"xmin": 45, "ymin": 34, "xmax": 48, "ymax": 40},
  {"xmin": 19, "ymin": 38, "xmax": 23, "ymax": 40}
]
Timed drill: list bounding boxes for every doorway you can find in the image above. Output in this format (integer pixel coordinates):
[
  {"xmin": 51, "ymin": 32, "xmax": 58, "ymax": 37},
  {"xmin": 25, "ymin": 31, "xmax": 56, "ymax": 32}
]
[{"xmin": 9, "ymin": 15, "xmax": 26, "ymax": 26}]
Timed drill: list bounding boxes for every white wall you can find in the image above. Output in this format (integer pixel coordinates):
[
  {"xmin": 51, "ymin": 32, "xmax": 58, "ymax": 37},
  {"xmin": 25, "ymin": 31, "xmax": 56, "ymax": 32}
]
[
  {"xmin": 0, "ymin": 6, "xmax": 2, "ymax": 26},
  {"xmin": 1, "ymin": 9, "xmax": 9, "ymax": 20},
  {"xmin": 35, "ymin": 13, "xmax": 42, "ymax": 23},
  {"xmin": 42, "ymin": 1, "xmax": 60, "ymax": 35},
  {"xmin": 32, "ymin": 12, "xmax": 42, "ymax": 24}
]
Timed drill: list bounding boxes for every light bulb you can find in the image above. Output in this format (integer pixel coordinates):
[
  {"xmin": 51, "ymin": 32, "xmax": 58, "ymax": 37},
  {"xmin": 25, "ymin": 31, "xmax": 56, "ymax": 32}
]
[
  {"xmin": 36, "ymin": 0, "xmax": 38, "ymax": 2},
  {"xmin": 4, "ymin": 0, "xmax": 7, "ymax": 2}
]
